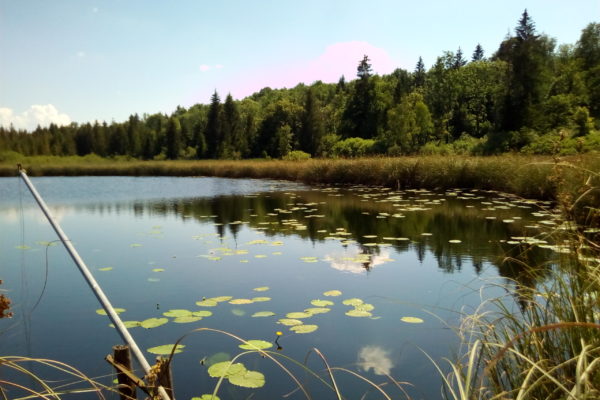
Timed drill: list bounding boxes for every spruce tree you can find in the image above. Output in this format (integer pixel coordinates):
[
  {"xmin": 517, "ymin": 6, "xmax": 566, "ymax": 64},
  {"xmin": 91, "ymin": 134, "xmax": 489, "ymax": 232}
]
[
  {"xmin": 472, "ymin": 44, "xmax": 485, "ymax": 61},
  {"xmin": 300, "ymin": 87, "xmax": 324, "ymax": 155},
  {"xmin": 205, "ymin": 91, "xmax": 222, "ymax": 159},
  {"xmin": 165, "ymin": 116, "xmax": 182, "ymax": 160},
  {"xmin": 453, "ymin": 47, "xmax": 467, "ymax": 69},
  {"xmin": 341, "ymin": 55, "xmax": 379, "ymax": 138},
  {"xmin": 414, "ymin": 57, "xmax": 426, "ymax": 88}
]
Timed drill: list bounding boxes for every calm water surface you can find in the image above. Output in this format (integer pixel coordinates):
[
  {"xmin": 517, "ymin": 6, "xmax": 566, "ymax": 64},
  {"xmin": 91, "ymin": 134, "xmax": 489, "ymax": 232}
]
[{"xmin": 0, "ymin": 176, "xmax": 558, "ymax": 399}]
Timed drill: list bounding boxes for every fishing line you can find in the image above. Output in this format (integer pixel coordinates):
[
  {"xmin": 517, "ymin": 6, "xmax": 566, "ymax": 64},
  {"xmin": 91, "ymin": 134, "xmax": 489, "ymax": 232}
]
[{"xmin": 30, "ymin": 239, "xmax": 63, "ymax": 313}]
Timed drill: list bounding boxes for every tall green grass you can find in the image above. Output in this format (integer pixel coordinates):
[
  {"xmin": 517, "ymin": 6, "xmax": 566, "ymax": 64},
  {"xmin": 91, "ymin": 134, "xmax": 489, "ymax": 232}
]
[
  {"xmin": 2, "ymin": 154, "xmax": 598, "ymax": 204},
  {"xmin": 438, "ymin": 164, "xmax": 600, "ymax": 399}
]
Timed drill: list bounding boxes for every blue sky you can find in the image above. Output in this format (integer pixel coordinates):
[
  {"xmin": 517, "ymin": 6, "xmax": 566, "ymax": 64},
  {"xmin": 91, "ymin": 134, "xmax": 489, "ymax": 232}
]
[{"xmin": 1, "ymin": 0, "xmax": 598, "ymax": 131}]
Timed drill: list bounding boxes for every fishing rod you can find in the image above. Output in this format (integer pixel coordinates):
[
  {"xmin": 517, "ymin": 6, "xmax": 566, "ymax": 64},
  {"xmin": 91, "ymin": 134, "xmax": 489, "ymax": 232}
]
[{"xmin": 17, "ymin": 166, "xmax": 171, "ymax": 400}]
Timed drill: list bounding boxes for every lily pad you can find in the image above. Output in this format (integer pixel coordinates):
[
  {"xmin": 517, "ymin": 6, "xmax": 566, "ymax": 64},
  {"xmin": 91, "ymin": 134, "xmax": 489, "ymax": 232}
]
[
  {"xmin": 15, "ymin": 245, "xmax": 31, "ymax": 250},
  {"xmin": 286, "ymin": 312, "xmax": 312, "ymax": 319},
  {"xmin": 147, "ymin": 344, "xmax": 185, "ymax": 355},
  {"xmin": 228, "ymin": 370, "xmax": 266, "ymax": 388},
  {"xmin": 96, "ymin": 308, "xmax": 125, "ymax": 315},
  {"xmin": 231, "ymin": 309, "xmax": 246, "ymax": 316},
  {"xmin": 401, "ymin": 316, "xmax": 424, "ymax": 324},
  {"xmin": 311, "ymin": 299, "xmax": 334, "ymax": 307},
  {"xmin": 323, "ymin": 290, "xmax": 342, "ymax": 297},
  {"xmin": 140, "ymin": 317, "xmax": 169, "ymax": 329},
  {"xmin": 305, "ymin": 307, "xmax": 330, "ymax": 315},
  {"xmin": 208, "ymin": 296, "xmax": 233, "ymax": 303},
  {"xmin": 109, "ymin": 320, "xmax": 141, "ymax": 329},
  {"xmin": 229, "ymin": 298, "xmax": 254, "ymax": 305},
  {"xmin": 355, "ymin": 303, "xmax": 374, "ymax": 312},
  {"xmin": 290, "ymin": 324, "xmax": 319, "ymax": 334},
  {"xmin": 277, "ymin": 318, "xmax": 303, "ymax": 326},
  {"xmin": 193, "ymin": 310, "xmax": 213, "ymax": 317},
  {"xmin": 191, "ymin": 395, "xmax": 220, "ymax": 400},
  {"xmin": 238, "ymin": 340, "xmax": 273, "ymax": 350},
  {"xmin": 252, "ymin": 311, "xmax": 275, "ymax": 318},
  {"xmin": 98, "ymin": 267, "xmax": 113, "ymax": 271},
  {"xmin": 173, "ymin": 316, "xmax": 202, "ymax": 323},
  {"xmin": 448, "ymin": 240, "xmax": 462, "ymax": 244},
  {"xmin": 251, "ymin": 297, "xmax": 271, "ymax": 302},
  {"xmin": 130, "ymin": 243, "xmax": 143, "ymax": 247},
  {"xmin": 196, "ymin": 299, "xmax": 218, "ymax": 307},
  {"xmin": 204, "ymin": 352, "xmax": 230, "ymax": 367},
  {"xmin": 152, "ymin": 268, "xmax": 165, "ymax": 272},
  {"xmin": 163, "ymin": 309, "xmax": 192, "ymax": 318},
  {"xmin": 253, "ymin": 286, "xmax": 269, "ymax": 292},
  {"xmin": 345, "ymin": 309, "xmax": 372, "ymax": 317},
  {"xmin": 342, "ymin": 298, "xmax": 364, "ymax": 307},
  {"xmin": 207, "ymin": 362, "xmax": 246, "ymax": 378}
]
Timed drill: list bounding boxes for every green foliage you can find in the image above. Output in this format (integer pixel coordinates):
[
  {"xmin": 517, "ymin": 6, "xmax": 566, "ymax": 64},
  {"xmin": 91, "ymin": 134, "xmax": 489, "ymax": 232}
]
[
  {"xmin": 282, "ymin": 150, "xmax": 311, "ymax": 161},
  {"xmin": 331, "ymin": 137, "xmax": 376, "ymax": 158},
  {"xmin": 0, "ymin": 11, "xmax": 597, "ymax": 158}
]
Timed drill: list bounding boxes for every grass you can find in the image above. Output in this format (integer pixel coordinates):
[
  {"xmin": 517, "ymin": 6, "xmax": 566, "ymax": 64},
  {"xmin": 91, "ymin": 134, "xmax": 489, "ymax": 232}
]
[
  {"xmin": 1, "ymin": 154, "xmax": 598, "ymax": 203},
  {"xmin": 436, "ymin": 163, "xmax": 600, "ymax": 399}
]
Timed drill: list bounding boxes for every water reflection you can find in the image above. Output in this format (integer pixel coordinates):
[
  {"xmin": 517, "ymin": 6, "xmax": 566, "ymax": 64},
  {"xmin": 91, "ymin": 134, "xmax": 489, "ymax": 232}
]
[
  {"xmin": 0, "ymin": 280, "xmax": 12, "ymax": 319},
  {"xmin": 357, "ymin": 345, "xmax": 394, "ymax": 375},
  {"xmin": 1, "ymin": 185, "xmax": 558, "ymax": 286}
]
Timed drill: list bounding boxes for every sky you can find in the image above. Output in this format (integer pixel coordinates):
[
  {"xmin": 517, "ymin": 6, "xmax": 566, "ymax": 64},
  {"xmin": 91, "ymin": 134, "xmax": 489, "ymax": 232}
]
[{"xmin": 1, "ymin": 0, "xmax": 598, "ymax": 131}]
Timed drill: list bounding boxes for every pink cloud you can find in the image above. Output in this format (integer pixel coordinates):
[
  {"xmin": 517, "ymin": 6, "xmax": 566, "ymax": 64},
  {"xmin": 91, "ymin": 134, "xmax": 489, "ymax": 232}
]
[{"xmin": 230, "ymin": 41, "xmax": 396, "ymax": 99}]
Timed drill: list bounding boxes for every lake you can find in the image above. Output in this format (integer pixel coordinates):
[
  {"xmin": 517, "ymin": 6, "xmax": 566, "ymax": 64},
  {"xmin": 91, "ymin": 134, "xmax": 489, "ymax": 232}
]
[{"xmin": 0, "ymin": 176, "xmax": 559, "ymax": 399}]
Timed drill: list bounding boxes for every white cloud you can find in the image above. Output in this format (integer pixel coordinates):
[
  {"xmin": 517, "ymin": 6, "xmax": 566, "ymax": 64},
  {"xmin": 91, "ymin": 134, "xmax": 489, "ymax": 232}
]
[
  {"xmin": 215, "ymin": 64, "xmax": 224, "ymax": 69},
  {"xmin": 325, "ymin": 248, "xmax": 393, "ymax": 274},
  {"xmin": 0, "ymin": 104, "xmax": 72, "ymax": 132},
  {"xmin": 357, "ymin": 345, "xmax": 394, "ymax": 375}
]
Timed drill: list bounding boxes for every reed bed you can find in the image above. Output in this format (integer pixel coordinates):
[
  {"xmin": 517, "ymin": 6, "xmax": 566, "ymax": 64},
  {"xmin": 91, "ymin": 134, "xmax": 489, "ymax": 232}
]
[{"xmin": 1, "ymin": 155, "xmax": 598, "ymax": 203}]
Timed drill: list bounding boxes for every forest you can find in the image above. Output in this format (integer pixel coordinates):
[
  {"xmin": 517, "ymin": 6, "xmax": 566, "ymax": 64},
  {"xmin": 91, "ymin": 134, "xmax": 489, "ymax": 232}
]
[{"xmin": 1, "ymin": 11, "xmax": 599, "ymax": 160}]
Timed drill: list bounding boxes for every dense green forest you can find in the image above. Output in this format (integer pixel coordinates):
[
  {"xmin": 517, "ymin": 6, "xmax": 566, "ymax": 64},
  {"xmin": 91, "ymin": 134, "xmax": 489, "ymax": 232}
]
[{"xmin": 2, "ymin": 11, "xmax": 599, "ymax": 159}]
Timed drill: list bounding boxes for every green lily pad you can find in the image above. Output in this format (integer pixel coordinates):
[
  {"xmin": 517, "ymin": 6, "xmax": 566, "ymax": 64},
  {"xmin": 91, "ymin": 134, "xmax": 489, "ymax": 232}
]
[
  {"xmin": 148, "ymin": 278, "xmax": 160, "ymax": 282},
  {"xmin": 311, "ymin": 299, "xmax": 334, "ymax": 307},
  {"xmin": 253, "ymin": 286, "xmax": 269, "ymax": 292},
  {"xmin": 130, "ymin": 243, "xmax": 143, "ymax": 247},
  {"xmin": 208, "ymin": 362, "xmax": 246, "ymax": 378},
  {"xmin": 193, "ymin": 310, "xmax": 213, "ymax": 317},
  {"xmin": 229, "ymin": 298, "xmax": 254, "ymax": 305},
  {"xmin": 98, "ymin": 267, "xmax": 113, "ymax": 271},
  {"xmin": 228, "ymin": 370, "xmax": 265, "ymax": 388},
  {"xmin": 290, "ymin": 324, "xmax": 319, "ymax": 334},
  {"xmin": 305, "ymin": 307, "xmax": 331, "ymax": 315},
  {"xmin": 147, "ymin": 344, "xmax": 185, "ymax": 355},
  {"xmin": 277, "ymin": 318, "xmax": 303, "ymax": 326},
  {"xmin": 401, "ymin": 316, "xmax": 424, "ymax": 324},
  {"xmin": 323, "ymin": 290, "xmax": 342, "ymax": 297},
  {"xmin": 239, "ymin": 340, "xmax": 273, "ymax": 350},
  {"xmin": 96, "ymin": 308, "xmax": 126, "ymax": 315},
  {"xmin": 252, "ymin": 311, "xmax": 275, "ymax": 318},
  {"xmin": 345, "ymin": 309, "xmax": 372, "ymax": 317},
  {"xmin": 109, "ymin": 320, "xmax": 141, "ymax": 329},
  {"xmin": 173, "ymin": 316, "xmax": 202, "ymax": 323},
  {"xmin": 355, "ymin": 303, "xmax": 374, "ymax": 312},
  {"xmin": 140, "ymin": 317, "xmax": 169, "ymax": 329},
  {"xmin": 286, "ymin": 312, "xmax": 312, "ymax": 319},
  {"xmin": 342, "ymin": 298, "xmax": 364, "ymax": 307},
  {"xmin": 300, "ymin": 257, "xmax": 318, "ymax": 263},
  {"xmin": 448, "ymin": 239, "xmax": 462, "ymax": 244},
  {"xmin": 152, "ymin": 268, "xmax": 165, "ymax": 272},
  {"xmin": 251, "ymin": 297, "xmax": 271, "ymax": 302},
  {"xmin": 196, "ymin": 299, "xmax": 218, "ymax": 307},
  {"xmin": 163, "ymin": 309, "xmax": 192, "ymax": 318},
  {"xmin": 208, "ymin": 296, "xmax": 233, "ymax": 303},
  {"xmin": 15, "ymin": 245, "xmax": 31, "ymax": 250}
]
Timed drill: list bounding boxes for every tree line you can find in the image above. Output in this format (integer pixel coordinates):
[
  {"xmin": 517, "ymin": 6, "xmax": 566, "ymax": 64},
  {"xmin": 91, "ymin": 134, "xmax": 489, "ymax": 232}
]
[{"xmin": 1, "ymin": 11, "xmax": 599, "ymax": 159}]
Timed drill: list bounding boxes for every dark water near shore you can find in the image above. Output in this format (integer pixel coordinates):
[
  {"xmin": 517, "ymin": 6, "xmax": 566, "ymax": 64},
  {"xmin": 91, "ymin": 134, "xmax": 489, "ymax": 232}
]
[{"xmin": 0, "ymin": 176, "xmax": 558, "ymax": 399}]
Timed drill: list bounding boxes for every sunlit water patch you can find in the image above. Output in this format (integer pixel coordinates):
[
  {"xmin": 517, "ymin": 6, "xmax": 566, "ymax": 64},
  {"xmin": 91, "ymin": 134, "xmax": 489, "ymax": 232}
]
[{"xmin": 0, "ymin": 177, "xmax": 561, "ymax": 399}]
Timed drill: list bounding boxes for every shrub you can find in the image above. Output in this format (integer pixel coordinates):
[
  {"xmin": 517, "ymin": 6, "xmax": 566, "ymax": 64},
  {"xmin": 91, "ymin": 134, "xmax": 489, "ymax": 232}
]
[{"xmin": 283, "ymin": 150, "xmax": 311, "ymax": 161}]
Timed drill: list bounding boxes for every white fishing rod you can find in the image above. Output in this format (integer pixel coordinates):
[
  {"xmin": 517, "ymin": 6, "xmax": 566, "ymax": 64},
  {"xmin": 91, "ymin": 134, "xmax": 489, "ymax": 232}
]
[{"xmin": 17, "ymin": 166, "xmax": 171, "ymax": 400}]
